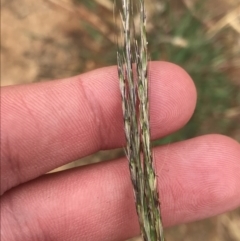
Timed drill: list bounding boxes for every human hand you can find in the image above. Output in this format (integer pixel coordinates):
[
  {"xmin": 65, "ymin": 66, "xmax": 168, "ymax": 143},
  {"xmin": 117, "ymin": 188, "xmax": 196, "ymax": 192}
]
[{"xmin": 1, "ymin": 61, "xmax": 240, "ymax": 241}]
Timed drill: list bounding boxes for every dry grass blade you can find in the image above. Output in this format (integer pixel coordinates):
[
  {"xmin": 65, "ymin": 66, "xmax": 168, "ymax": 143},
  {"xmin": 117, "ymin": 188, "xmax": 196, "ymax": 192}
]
[
  {"xmin": 207, "ymin": 7, "xmax": 240, "ymax": 37},
  {"xmin": 117, "ymin": 0, "xmax": 165, "ymax": 240}
]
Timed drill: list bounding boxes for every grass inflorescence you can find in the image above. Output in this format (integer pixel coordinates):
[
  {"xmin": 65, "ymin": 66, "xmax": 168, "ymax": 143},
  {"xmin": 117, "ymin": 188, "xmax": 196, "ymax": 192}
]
[{"xmin": 116, "ymin": 1, "xmax": 164, "ymax": 240}]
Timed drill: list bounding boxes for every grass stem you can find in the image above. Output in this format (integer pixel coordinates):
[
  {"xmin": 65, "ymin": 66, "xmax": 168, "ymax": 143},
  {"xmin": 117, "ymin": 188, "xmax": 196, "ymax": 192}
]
[{"xmin": 117, "ymin": 1, "xmax": 165, "ymax": 240}]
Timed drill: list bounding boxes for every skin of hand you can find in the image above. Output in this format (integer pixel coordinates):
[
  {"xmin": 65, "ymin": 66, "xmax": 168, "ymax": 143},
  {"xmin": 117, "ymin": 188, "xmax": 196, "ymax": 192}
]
[{"xmin": 1, "ymin": 61, "xmax": 240, "ymax": 241}]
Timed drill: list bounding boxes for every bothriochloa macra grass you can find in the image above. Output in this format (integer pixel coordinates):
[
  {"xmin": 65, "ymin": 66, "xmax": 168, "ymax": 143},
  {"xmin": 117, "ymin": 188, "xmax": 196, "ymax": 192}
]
[{"xmin": 116, "ymin": 0, "xmax": 165, "ymax": 240}]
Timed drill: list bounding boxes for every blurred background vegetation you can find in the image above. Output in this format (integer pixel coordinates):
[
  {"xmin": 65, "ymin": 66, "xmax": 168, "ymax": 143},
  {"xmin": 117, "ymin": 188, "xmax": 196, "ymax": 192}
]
[{"xmin": 1, "ymin": 0, "xmax": 240, "ymax": 240}]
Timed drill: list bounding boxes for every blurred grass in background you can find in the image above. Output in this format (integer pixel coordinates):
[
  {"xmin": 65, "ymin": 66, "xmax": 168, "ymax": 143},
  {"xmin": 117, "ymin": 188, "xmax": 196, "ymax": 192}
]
[{"xmin": 1, "ymin": 0, "xmax": 240, "ymax": 240}]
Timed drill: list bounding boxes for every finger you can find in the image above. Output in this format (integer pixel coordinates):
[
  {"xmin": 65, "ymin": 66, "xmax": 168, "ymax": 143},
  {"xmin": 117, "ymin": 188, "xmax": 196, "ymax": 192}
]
[
  {"xmin": 1, "ymin": 135, "xmax": 240, "ymax": 241},
  {"xmin": 1, "ymin": 61, "xmax": 196, "ymax": 194}
]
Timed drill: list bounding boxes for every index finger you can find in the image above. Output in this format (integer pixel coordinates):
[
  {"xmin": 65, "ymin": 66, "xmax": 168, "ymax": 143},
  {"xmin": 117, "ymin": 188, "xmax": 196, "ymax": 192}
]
[{"xmin": 1, "ymin": 61, "xmax": 196, "ymax": 194}]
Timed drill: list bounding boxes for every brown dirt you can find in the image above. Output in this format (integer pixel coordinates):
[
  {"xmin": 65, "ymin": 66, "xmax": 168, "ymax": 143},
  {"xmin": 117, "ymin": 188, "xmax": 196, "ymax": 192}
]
[{"xmin": 1, "ymin": 0, "xmax": 103, "ymax": 86}]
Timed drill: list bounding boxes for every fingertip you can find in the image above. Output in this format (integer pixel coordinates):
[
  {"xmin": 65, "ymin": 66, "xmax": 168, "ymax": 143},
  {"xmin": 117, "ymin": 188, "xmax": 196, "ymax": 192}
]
[
  {"xmin": 149, "ymin": 61, "xmax": 197, "ymax": 138},
  {"xmin": 206, "ymin": 134, "xmax": 240, "ymax": 209},
  {"xmin": 156, "ymin": 134, "xmax": 240, "ymax": 226}
]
